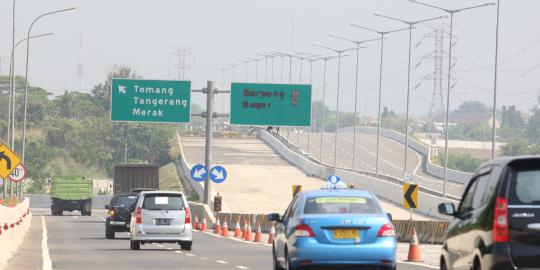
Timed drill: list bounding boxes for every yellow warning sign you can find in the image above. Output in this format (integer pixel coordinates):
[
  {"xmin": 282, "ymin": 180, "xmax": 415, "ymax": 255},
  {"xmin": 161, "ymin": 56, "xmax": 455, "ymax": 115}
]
[
  {"xmin": 292, "ymin": 185, "xmax": 302, "ymax": 197},
  {"xmin": 403, "ymin": 182, "xmax": 418, "ymax": 209},
  {"xmin": 0, "ymin": 144, "xmax": 22, "ymax": 179}
]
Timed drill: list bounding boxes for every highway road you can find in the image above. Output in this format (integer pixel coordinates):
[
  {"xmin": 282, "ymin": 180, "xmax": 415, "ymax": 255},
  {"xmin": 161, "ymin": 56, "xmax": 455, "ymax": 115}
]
[
  {"xmin": 180, "ymin": 137, "xmax": 430, "ymax": 220},
  {"xmin": 7, "ymin": 208, "xmax": 434, "ymax": 270},
  {"xmin": 284, "ymin": 129, "xmax": 465, "ymax": 198}
]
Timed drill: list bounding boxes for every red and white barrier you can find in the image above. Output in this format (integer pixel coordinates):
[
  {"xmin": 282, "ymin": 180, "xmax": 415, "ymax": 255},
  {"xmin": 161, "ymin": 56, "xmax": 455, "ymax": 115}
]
[{"xmin": 0, "ymin": 198, "xmax": 32, "ymax": 270}]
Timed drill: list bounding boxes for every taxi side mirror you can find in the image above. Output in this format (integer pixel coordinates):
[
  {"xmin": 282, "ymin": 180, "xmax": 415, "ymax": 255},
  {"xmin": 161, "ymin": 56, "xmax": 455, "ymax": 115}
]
[
  {"xmin": 386, "ymin": 213, "xmax": 393, "ymax": 222},
  {"xmin": 268, "ymin": 213, "xmax": 282, "ymax": 223},
  {"xmin": 105, "ymin": 204, "xmax": 109, "ymax": 210}
]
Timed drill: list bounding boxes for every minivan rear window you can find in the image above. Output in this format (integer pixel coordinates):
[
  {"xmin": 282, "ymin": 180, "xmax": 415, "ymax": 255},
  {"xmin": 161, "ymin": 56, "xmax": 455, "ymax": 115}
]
[
  {"xmin": 142, "ymin": 194, "xmax": 184, "ymax": 210},
  {"xmin": 115, "ymin": 195, "xmax": 137, "ymax": 207},
  {"xmin": 304, "ymin": 196, "xmax": 381, "ymax": 214},
  {"xmin": 509, "ymin": 169, "xmax": 540, "ymax": 205}
]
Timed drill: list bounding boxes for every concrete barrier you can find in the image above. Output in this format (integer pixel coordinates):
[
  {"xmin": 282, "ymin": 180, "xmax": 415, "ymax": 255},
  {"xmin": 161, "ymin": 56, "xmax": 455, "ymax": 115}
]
[
  {"xmin": 355, "ymin": 127, "xmax": 473, "ymax": 184},
  {"xmin": 259, "ymin": 129, "xmax": 459, "ymax": 219},
  {"xmin": 215, "ymin": 211, "xmax": 449, "ymax": 244},
  {"xmin": 0, "ymin": 198, "xmax": 32, "ymax": 270}
]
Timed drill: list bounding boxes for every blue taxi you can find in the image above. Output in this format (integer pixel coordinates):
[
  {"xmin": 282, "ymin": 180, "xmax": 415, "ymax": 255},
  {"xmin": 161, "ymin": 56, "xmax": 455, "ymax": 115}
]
[{"xmin": 268, "ymin": 188, "xmax": 397, "ymax": 270}]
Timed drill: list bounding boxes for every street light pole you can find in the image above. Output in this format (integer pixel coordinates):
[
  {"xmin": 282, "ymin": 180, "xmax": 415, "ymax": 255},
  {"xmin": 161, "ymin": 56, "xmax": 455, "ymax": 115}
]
[
  {"xmin": 313, "ymin": 44, "xmax": 353, "ymax": 169},
  {"xmin": 410, "ymin": 0, "xmax": 495, "ymax": 197},
  {"xmin": 22, "ymin": 7, "xmax": 76, "ymax": 162},
  {"xmin": 373, "ymin": 12, "xmax": 446, "ymax": 173},
  {"xmin": 492, "ymin": 0, "xmax": 501, "ymax": 160},
  {"xmin": 329, "ymin": 34, "xmax": 381, "ymax": 171},
  {"xmin": 351, "ymin": 24, "xmax": 409, "ymax": 176},
  {"xmin": 7, "ymin": 32, "xmax": 53, "ymax": 147},
  {"xmin": 317, "ymin": 56, "xmax": 336, "ymax": 165}
]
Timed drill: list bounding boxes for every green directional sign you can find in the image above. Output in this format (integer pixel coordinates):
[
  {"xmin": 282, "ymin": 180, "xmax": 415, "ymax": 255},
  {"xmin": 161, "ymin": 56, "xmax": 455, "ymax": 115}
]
[
  {"xmin": 111, "ymin": 79, "xmax": 191, "ymax": 123},
  {"xmin": 230, "ymin": 83, "xmax": 311, "ymax": 126}
]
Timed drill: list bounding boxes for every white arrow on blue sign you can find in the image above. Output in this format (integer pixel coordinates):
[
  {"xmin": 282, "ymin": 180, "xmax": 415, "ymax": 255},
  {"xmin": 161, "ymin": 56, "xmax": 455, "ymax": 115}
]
[
  {"xmin": 190, "ymin": 164, "xmax": 208, "ymax": 182},
  {"xmin": 327, "ymin": 175, "xmax": 341, "ymax": 184},
  {"xmin": 210, "ymin": 165, "xmax": 227, "ymax": 184}
]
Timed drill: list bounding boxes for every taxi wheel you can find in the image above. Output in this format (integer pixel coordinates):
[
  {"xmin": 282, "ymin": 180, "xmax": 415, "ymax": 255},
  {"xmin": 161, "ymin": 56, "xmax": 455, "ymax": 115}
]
[{"xmin": 273, "ymin": 247, "xmax": 284, "ymax": 270}]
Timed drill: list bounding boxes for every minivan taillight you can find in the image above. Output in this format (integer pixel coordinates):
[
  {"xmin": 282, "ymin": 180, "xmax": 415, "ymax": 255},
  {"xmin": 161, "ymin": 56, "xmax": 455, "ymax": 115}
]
[
  {"xmin": 295, "ymin": 224, "xmax": 315, "ymax": 237},
  {"xmin": 493, "ymin": 196, "xmax": 509, "ymax": 243},
  {"xmin": 185, "ymin": 207, "xmax": 191, "ymax": 224},
  {"xmin": 377, "ymin": 223, "xmax": 396, "ymax": 237},
  {"xmin": 135, "ymin": 207, "xmax": 142, "ymax": 224}
]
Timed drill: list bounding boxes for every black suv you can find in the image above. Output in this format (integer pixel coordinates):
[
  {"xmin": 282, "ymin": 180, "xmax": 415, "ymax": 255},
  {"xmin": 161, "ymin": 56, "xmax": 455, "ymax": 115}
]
[
  {"xmin": 105, "ymin": 194, "xmax": 138, "ymax": 239},
  {"xmin": 439, "ymin": 156, "xmax": 540, "ymax": 269}
]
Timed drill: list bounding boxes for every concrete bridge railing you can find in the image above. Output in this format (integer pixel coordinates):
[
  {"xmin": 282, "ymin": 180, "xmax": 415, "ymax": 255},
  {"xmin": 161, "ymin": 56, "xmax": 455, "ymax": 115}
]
[{"xmin": 259, "ymin": 129, "xmax": 458, "ymax": 220}]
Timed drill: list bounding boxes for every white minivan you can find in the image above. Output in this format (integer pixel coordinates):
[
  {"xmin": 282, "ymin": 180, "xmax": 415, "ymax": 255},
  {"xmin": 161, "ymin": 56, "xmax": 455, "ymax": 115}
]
[{"xmin": 130, "ymin": 191, "xmax": 193, "ymax": 250}]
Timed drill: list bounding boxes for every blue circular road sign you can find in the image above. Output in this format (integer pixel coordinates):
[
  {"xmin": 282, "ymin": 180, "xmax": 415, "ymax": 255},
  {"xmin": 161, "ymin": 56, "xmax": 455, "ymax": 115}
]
[
  {"xmin": 190, "ymin": 164, "xmax": 208, "ymax": 182},
  {"xmin": 210, "ymin": 165, "xmax": 227, "ymax": 184}
]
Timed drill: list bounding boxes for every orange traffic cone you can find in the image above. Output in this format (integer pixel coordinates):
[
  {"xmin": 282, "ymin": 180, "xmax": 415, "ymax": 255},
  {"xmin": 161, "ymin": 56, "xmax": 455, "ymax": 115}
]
[
  {"xmin": 241, "ymin": 218, "xmax": 248, "ymax": 239},
  {"xmin": 268, "ymin": 222, "xmax": 276, "ymax": 244},
  {"xmin": 406, "ymin": 227, "xmax": 423, "ymax": 262},
  {"xmin": 233, "ymin": 217, "xmax": 242, "ymax": 238},
  {"xmin": 194, "ymin": 214, "xmax": 199, "ymax": 230},
  {"xmin": 244, "ymin": 221, "xmax": 252, "ymax": 241},
  {"xmin": 201, "ymin": 217, "xmax": 208, "ymax": 232},
  {"xmin": 214, "ymin": 218, "xmax": 222, "ymax": 235},
  {"xmin": 253, "ymin": 224, "xmax": 263, "ymax": 243},
  {"xmin": 221, "ymin": 218, "xmax": 229, "ymax": 237}
]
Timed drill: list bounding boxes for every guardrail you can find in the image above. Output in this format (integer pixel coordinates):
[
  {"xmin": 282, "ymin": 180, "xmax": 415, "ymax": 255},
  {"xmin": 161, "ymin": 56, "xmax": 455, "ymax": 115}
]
[
  {"xmin": 259, "ymin": 129, "xmax": 459, "ymax": 219},
  {"xmin": 212, "ymin": 212, "xmax": 448, "ymax": 244}
]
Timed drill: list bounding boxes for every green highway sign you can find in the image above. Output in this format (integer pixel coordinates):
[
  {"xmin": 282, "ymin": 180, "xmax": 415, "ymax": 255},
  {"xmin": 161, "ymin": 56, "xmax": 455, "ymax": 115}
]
[
  {"xmin": 111, "ymin": 79, "xmax": 191, "ymax": 123},
  {"xmin": 230, "ymin": 83, "xmax": 311, "ymax": 126}
]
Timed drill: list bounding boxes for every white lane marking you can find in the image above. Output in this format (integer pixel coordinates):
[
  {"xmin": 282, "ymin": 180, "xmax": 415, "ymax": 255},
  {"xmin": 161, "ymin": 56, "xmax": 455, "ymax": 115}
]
[
  {"xmin": 197, "ymin": 231, "xmax": 272, "ymax": 247},
  {"xmin": 97, "ymin": 216, "xmax": 106, "ymax": 222},
  {"xmin": 216, "ymin": 260, "xmax": 229, "ymax": 264},
  {"xmin": 186, "ymin": 253, "xmax": 196, "ymax": 257},
  {"xmin": 72, "ymin": 216, "xmax": 78, "ymax": 219},
  {"xmin": 41, "ymin": 216, "xmax": 53, "ymax": 270},
  {"xmin": 200, "ymin": 257, "xmax": 209, "ymax": 260},
  {"xmin": 157, "ymin": 244, "xmax": 164, "ymax": 248},
  {"xmin": 175, "ymin": 251, "xmax": 184, "ymax": 254},
  {"xmin": 236, "ymin": 266, "xmax": 249, "ymax": 270},
  {"xmin": 166, "ymin": 247, "xmax": 173, "ymax": 250}
]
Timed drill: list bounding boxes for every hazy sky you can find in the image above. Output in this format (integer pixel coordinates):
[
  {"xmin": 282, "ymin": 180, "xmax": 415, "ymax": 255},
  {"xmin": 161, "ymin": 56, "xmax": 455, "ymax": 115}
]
[{"xmin": 1, "ymin": 0, "xmax": 539, "ymax": 117}]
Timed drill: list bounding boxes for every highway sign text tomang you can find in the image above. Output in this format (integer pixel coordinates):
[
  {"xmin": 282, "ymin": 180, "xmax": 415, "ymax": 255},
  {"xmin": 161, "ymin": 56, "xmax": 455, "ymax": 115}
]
[
  {"xmin": 403, "ymin": 183, "xmax": 418, "ymax": 209},
  {"xmin": 190, "ymin": 164, "xmax": 208, "ymax": 182},
  {"xmin": 230, "ymin": 83, "xmax": 311, "ymax": 126},
  {"xmin": 0, "ymin": 144, "xmax": 22, "ymax": 179},
  {"xmin": 111, "ymin": 79, "xmax": 191, "ymax": 123}
]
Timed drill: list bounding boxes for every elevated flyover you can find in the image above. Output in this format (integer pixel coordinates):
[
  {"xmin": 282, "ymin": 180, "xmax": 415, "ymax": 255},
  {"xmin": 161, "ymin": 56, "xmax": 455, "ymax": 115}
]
[{"xmin": 178, "ymin": 135, "xmax": 430, "ymax": 220}]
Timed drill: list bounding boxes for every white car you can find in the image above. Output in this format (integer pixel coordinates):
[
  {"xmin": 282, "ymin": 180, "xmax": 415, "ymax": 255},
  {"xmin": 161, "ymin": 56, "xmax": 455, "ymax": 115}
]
[{"xmin": 130, "ymin": 191, "xmax": 193, "ymax": 250}]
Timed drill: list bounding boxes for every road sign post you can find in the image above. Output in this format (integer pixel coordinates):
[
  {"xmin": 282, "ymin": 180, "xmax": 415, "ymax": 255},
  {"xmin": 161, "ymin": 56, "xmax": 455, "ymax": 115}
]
[
  {"xmin": 204, "ymin": 81, "xmax": 214, "ymax": 205},
  {"xmin": 230, "ymin": 83, "xmax": 311, "ymax": 126},
  {"xmin": 111, "ymin": 78, "xmax": 191, "ymax": 123}
]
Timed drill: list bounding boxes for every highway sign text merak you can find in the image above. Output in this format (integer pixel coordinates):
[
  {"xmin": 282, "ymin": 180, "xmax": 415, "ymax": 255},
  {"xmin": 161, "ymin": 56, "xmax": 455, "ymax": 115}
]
[
  {"xmin": 111, "ymin": 79, "xmax": 191, "ymax": 123},
  {"xmin": 230, "ymin": 83, "xmax": 311, "ymax": 126}
]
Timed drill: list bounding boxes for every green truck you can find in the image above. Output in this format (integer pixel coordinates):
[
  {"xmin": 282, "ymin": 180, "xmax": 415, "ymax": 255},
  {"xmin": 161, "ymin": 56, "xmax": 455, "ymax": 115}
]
[{"xmin": 50, "ymin": 175, "xmax": 93, "ymax": 216}]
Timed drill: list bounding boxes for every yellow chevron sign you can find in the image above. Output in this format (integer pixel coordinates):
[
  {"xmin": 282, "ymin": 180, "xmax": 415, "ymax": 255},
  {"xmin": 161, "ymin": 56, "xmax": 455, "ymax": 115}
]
[{"xmin": 403, "ymin": 183, "xmax": 418, "ymax": 209}]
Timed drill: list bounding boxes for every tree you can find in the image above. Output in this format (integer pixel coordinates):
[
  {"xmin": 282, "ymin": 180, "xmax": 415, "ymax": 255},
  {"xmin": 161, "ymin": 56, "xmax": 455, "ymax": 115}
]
[
  {"xmin": 501, "ymin": 139, "xmax": 529, "ymax": 156},
  {"xmin": 91, "ymin": 66, "xmax": 139, "ymax": 111},
  {"xmin": 455, "ymin": 100, "xmax": 491, "ymax": 117},
  {"xmin": 526, "ymin": 108, "xmax": 540, "ymax": 144}
]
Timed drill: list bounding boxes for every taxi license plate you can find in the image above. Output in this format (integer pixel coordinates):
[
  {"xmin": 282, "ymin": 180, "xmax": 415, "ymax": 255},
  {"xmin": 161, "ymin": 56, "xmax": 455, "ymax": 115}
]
[
  {"xmin": 333, "ymin": 229, "xmax": 359, "ymax": 239},
  {"xmin": 155, "ymin": 219, "xmax": 170, "ymax": 225}
]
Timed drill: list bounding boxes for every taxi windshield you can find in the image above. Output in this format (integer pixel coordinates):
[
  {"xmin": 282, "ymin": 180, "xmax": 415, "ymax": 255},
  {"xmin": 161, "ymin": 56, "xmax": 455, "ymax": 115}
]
[{"xmin": 303, "ymin": 196, "xmax": 381, "ymax": 215}]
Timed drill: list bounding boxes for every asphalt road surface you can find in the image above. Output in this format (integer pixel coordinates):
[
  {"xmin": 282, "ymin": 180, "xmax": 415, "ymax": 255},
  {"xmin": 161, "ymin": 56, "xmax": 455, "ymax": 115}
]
[
  {"xmin": 7, "ymin": 208, "xmax": 434, "ymax": 270},
  {"xmin": 286, "ymin": 130, "xmax": 464, "ymax": 197}
]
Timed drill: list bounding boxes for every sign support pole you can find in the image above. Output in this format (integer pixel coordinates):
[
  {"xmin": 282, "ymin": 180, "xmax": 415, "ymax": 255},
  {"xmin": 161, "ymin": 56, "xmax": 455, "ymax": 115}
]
[{"xmin": 203, "ymin": 81, "xmax": 215, "ymax": 205}]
